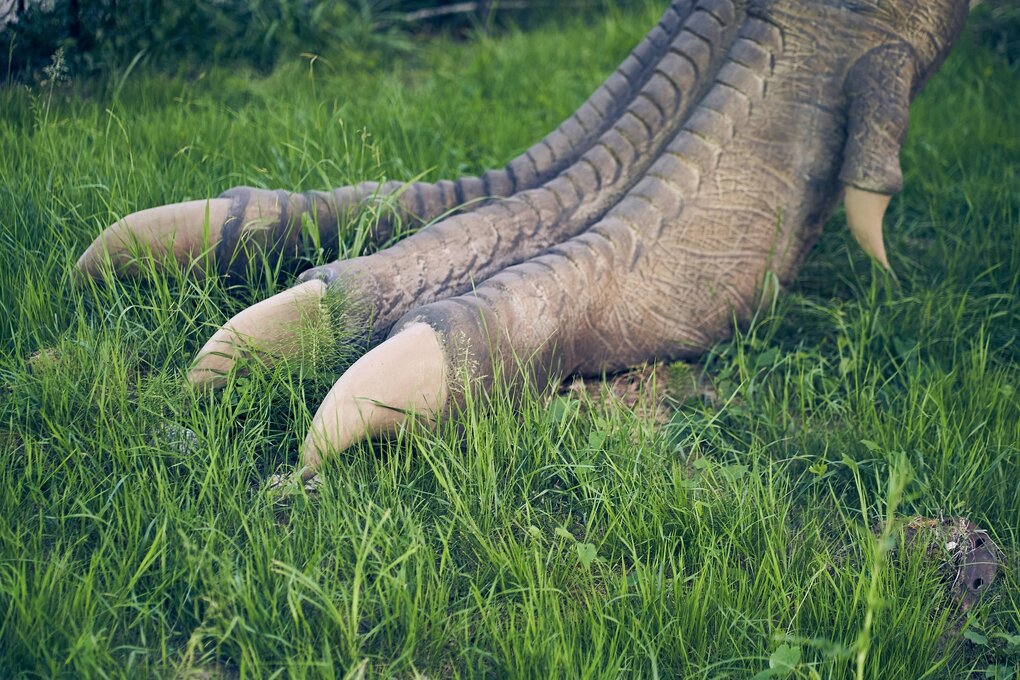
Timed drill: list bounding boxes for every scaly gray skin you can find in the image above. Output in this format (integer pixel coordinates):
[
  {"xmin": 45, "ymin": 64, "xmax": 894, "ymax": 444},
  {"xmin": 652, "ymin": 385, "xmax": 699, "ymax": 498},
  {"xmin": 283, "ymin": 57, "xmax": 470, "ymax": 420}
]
[
  {"xmin": 77, "ymin": 0, "xmax": 970, "ymax": 463},
  {"xmin": 292, "ymin": 0, "xmax": 968, "ymax": 394}
]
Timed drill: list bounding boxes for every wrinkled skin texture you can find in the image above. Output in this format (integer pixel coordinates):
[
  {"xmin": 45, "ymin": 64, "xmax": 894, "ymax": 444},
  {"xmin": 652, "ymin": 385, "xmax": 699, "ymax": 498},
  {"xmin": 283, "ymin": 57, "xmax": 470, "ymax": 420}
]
[{"xmin": 77, "ymin": 0, "xmax": 970, "ymax": 474}]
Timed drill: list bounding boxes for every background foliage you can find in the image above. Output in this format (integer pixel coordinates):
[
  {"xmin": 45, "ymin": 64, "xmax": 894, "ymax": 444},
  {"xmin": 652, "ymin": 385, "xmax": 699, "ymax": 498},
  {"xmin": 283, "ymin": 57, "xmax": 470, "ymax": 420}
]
[
  {"xmin": 4, "ymin": 0, "xmax": 1018, "ymax": 82},
  {"xmin": 971, "ymin": 0, "xmax": 1020, "ymax": 67},
  {"xmin": 1, "ymin": 0, "xmax": 629, "ymax": 81}
]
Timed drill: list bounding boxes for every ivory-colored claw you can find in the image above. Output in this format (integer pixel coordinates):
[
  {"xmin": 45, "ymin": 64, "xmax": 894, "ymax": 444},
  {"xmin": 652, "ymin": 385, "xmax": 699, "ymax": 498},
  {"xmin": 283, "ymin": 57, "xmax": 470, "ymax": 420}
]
[
  {"xmin": 76, "ymin": 199, "xmax": 232, "ymax": 279},
  {"xmin": 844, "ymin": 185, "xmax": 892, "ymax": 270},
  {"xmin": 188, "ymin": 279, "xmax": 328, "ymax": 389},
  {"xmin": 300, "ymin": 323, "xmax": 448, "ymax": 475}
]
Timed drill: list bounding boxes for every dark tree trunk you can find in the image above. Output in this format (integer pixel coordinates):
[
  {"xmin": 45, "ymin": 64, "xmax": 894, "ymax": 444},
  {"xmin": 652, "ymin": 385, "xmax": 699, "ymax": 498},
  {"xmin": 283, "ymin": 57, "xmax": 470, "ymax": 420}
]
[{"xmin": 68, "ymin": 0, "xmax": 82, "ymax": 42}]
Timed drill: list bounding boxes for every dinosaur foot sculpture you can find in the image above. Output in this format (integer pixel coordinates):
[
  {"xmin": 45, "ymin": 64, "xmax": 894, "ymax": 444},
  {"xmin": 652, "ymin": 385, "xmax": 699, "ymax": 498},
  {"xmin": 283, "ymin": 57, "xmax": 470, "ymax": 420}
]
[{"xmin": 75, "ymin": 0, "xmax": 969, "ymax": 482}]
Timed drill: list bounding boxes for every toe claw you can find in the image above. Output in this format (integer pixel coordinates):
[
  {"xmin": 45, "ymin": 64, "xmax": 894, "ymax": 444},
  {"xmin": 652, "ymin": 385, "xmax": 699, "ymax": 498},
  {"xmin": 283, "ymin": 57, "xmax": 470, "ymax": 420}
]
[
  {"xmin": 77, "ymin": 199, "xmax": 232, "ymax": 279},
  {"xmin": 300, "ymin": 322, "xmax": 448, "ymax": 471},
  {"xmin": 188, "ymin": 279, "xmax": 328, "ymax": 388},
  {"xmin": 844, "ymin": 185, "xmax": 892, "ymax": 270}
]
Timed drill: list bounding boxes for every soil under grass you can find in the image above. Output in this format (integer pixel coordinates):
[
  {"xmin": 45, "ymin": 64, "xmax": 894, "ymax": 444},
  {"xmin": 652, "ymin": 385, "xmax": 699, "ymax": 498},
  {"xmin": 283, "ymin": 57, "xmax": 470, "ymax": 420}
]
[{"xmin": 1, "ymin": 4, "xmax": 1018, "ymax": 678}]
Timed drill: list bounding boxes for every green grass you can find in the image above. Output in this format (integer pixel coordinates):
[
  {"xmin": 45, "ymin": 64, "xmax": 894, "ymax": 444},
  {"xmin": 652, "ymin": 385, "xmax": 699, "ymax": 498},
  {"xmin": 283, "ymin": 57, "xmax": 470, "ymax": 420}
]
[{"xmin": 1, "ymin": 4, "xmax": 1018, "ymax": 678}]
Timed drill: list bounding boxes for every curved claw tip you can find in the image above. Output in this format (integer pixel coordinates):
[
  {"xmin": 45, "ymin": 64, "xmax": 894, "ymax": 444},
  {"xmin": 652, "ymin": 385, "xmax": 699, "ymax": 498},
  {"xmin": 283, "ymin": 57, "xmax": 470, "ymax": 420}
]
[
  {"xmin": 300, "ymin": 322, "xmax": 449, "ymax": 470},
  {"xmin": 844, "ymin": 185, "xmax": 892, "ymax": 270},
  {"xmin": 75, "ymin": 198, "xmax": 232, "ymax": 281},
  {"xmin": 73, "ymin": 249, "xmax": 96, "ymax": 285},
  {"xmin": 187, "ymin": 279, "xmax": 328, "ymax": 389},
  {"xmin": 75, "ymin": 240, "xmax": 113, "ymax": 283}
]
